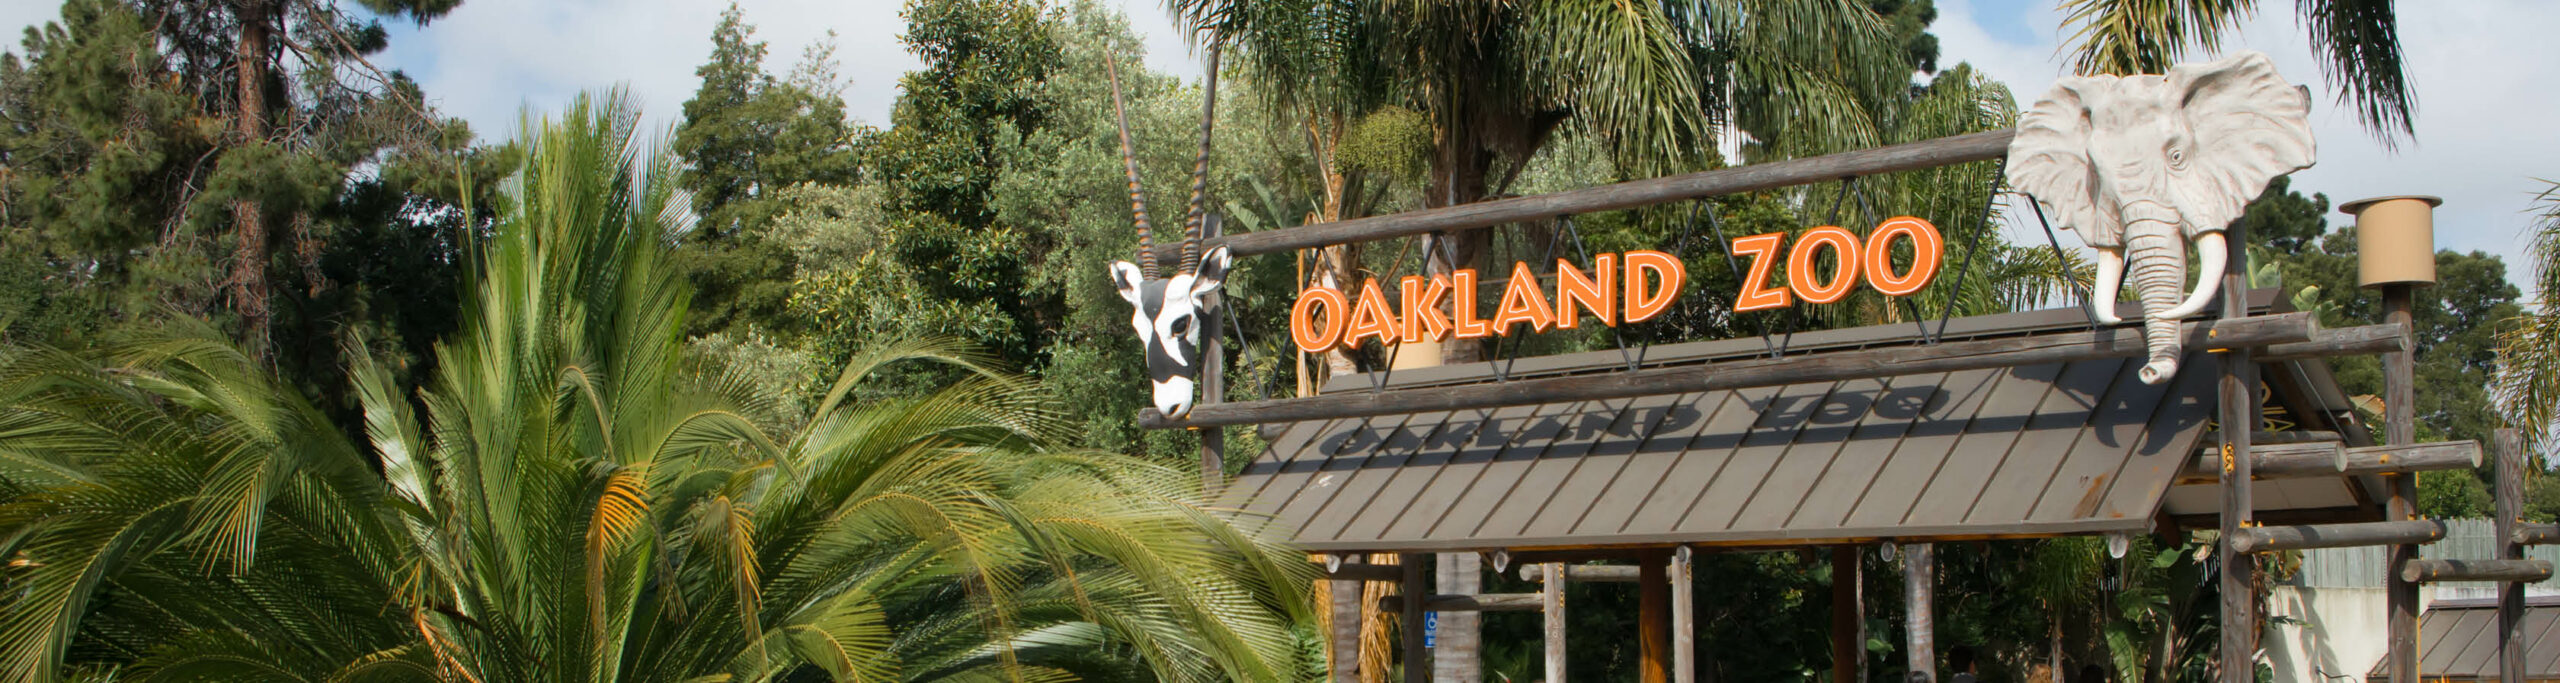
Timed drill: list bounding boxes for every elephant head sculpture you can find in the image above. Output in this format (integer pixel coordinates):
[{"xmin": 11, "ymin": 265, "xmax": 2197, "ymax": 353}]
[{"xmin": 2006, "ymin": 51, "xmax": 2315, "ymax": 385}]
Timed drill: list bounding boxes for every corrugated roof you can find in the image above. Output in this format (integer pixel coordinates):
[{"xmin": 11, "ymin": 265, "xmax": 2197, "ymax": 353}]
[
  {"xmin": 2369, "ymin": 597, "xmax": 2560, "ymax": 681},
  {"xmin": 1225, "ymin": 305, "xmax": 2277, "ymax": 553}
]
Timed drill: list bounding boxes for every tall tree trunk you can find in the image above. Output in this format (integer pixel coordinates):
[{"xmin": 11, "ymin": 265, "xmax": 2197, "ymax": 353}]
[
  {"xmin": 230, "ymin": 0, "xmax": 272, "ymax": 359},
  {"xmin": 1423, "ymin": 127, "xmax": 1489, "ymax": 367}
]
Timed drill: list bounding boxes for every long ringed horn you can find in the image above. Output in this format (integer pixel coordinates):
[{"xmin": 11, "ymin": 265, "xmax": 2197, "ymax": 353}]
[
  {"xmin": 1179, "ymin": 39, "xmax": 1223, "ymax": 275},
  {"xmin": 1104, "ymin": 46, "xmax": 1157, "ymax": 280}
]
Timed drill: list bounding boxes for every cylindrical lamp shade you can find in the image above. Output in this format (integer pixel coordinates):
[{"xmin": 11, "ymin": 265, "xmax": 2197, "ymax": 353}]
[{"xmin": 2342, "ymin": 195, "xmax": 2442, "ymax": 288}]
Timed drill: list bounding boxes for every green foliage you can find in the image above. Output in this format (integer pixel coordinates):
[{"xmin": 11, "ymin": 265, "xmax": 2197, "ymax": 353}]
[
  {"xmin": 0, "ymin": 96, "xmax": 1314, "ymax": 682},
  {"xmin": 0, "ymin": 0, "xmax": 498, "ymax": 419},
  {"xmin": 671, "ymin": 5, "xmax": 862, "ymax": 337},
  {"xmin": 2055, "ymin": 0, "xmax": 2414, "ymax": 142}
]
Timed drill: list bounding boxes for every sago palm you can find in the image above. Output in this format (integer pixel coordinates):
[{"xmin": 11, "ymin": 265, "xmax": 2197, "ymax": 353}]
[{"xmin": 0, "ymin": 93, "xmax": 1312, "ymax": 683}]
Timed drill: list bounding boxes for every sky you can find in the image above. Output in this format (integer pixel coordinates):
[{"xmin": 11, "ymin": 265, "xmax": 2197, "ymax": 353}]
[{"xmin": 6, "ymin": 0, "xmax": 2555, "ymax": 294}]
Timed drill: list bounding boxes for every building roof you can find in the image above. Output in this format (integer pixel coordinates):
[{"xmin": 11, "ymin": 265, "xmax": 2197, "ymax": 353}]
[
  {"xmin": 2368, "ymin": 597, "xmax": 2560, "ymax": 681},
  {"xmin": 1223, "ymin": 297, "xmax": 2385, "ymax": 554}
]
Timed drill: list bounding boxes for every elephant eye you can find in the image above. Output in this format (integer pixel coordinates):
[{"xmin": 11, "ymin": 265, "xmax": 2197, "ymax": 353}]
[{"xmin": 2166, "ymin": 146, "xmax": 2187, "ymax": 168}]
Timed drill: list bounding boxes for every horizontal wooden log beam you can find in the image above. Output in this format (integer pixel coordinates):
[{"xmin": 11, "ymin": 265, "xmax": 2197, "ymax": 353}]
[
  {"xmin": 2230, "ymin": 520, "xmax": 2446, "ymax": 553},
  {"xmin": 2182, "ymin": 441, "xmax": 2347, "ymax": 480},
  {"xmin": 1519, "ymin": 564, "xmax": 1642, "ymax": 582},
  {"xmin": 2257, "ymin": 323, "xmax": 2409, "ymax": 362},
  {"xmin": 2518, "ymin": 524, "xmax": 2560, "ymax": 546},
  {"xmin": 1320, "ymin": 563, "xmax": 1405, "ymax": 582},
  {"xmin": 1376, "ymin": 593, "xmax": 1546, "ymax": 613},
  {"xmin": 1141, "ymin": 313, "xmax": 2317, "ymax": 429},
  {"xmin": 2401, "ymin": 558, "xmax": 2555, "ymax": 583},
  {"xmin": 1160, "ymin": 130, "xmax": 2015, "ymax": 269},
  {"xmin": 2199, "ymin": 430, "xmax": 2341, "ymax": 445},
  {"xmin": 2341, "ymin": 441, "xmax": 2481, "ymax": 477}
]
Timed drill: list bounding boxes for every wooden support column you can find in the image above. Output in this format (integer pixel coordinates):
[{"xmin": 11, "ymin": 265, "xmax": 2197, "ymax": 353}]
[
  {"xmin": 1432, "ymin": 551, "xmax": 1481, "ymax": 683},
  {"xmin": 2381, "ymin": 283, "xmax": 2419, "ymax": 683},
  {"xmin": 1640, "ymin": 554, "xmax": 1672, "ymax": 683},
  {"xmin": 1198, "ymin": 219, "xmax": 1226, "ymax": 489},
  {"xmin": 2496, "ymin": 428, "xmax": 2527, "ymax": 683},
  {"xmin": 1672, "ymin": 547, "xmax": 1696, "ymax": 683},
  {"xmin": 1330, "ymin": 557, "xmax": 1367, "ymax": 683},
  {"xmin": 1402, "ymin": 557, "xmax": 1428, "ymax": 683},
  {"xmin": 1541, "ymin": 563, "xmax": 1566, "ymax": 683},
  {"xmin": 2216, "ymin": 218, "xmax": 2259, "ymax": 683},
  {"xmin": 1903, "ymin": 543, "xmax": 1935, "ymax": 683},
  {"xmin": 1832, "ymin": 546, "xmax": 1864, "ymax": 683}
]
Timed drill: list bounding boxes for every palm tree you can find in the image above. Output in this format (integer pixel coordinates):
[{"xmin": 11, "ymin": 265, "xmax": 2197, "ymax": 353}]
[
  {"xmin": 0, "ymin": 93, "xmax": 1313, "ymax": 683},
  {"xmin": 2494, "ymin": 181, "xmax": 2560, "ymax": 451},
  {"xmin": 2056, "ymin": 0, "xmax": 2416, "ymax": 143}
]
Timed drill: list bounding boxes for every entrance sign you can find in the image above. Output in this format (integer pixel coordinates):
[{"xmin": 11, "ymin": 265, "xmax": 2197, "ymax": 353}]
[
  {"xmin": 1289, "ymin": 251, "xmax": 1685, "ymax": 354},
  {"xmin": 1733, "ymin": 216, "xmax": 1945, "ymax": 312}
]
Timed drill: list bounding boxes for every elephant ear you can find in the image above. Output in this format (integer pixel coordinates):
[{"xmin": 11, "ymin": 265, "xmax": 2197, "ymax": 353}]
[
  {"xmin": 2007, "ymin": 78, "xmax": 2121, "ymax": 248},
  {"xmin": 2168, "ymin": 51, "xmax": 2316, "ymax": 237}
]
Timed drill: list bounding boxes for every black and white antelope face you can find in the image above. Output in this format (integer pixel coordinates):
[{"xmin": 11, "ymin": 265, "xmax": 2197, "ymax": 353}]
[
  {"xmin": 1112, "ymin": 245, "xmax": 1231, "ymax": 419},
  {"xmin": 1103, "ymin": 40, "xmax": 1231, "ymax": 419}
]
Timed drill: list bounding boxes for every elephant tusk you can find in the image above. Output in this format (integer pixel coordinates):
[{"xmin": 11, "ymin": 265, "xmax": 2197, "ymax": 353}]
[
  {"xmin": 2091, "ymin": 247, "xmax": 2126, "ymax": 325},
  {"xmin": 2159, "ymin": 232, "xmax": 2228, "ymax": 320}
]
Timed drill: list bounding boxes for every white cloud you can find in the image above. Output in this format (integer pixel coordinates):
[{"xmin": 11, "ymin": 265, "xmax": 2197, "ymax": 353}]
[{"xmin": 373, "ymin": 0, "xmax": 1203, "ymax": 140}]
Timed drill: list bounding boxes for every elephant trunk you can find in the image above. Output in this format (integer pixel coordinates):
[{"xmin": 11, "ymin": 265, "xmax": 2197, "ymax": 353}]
[{"xmin": 2123, "ymin": 225, "xmax": 2189, "ymax": 385}]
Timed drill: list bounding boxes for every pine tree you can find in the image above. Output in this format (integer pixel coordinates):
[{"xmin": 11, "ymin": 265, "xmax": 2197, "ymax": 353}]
[{"xmin": 671, "ymin": 4, "xmax": 863, "ymax": 337}]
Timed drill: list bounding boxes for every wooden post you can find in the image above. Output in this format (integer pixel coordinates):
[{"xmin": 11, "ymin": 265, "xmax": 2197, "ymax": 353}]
[
  {"xmin": 2216, "ymin": 217, "xmax": 2258, "ymax": 683},
  {"xmin": 1403, "ymin": 557, "xmax": 1429, "ymax": 683},
  {"xmin": 2382, "ymin": 283, "xmax": 2419, "ymax": 683},
  {"xmin": 1198, "ymin": 216, "xmax": 1226, "ymax": 489},
  {"xmin": 1542, "ymin": 562, "xmax": 1566, "ymax": 683},
  {"xmin": 2495, "ymin": 429, "xmax": 2526, "ymax": 683},
  {"xmin": 1672, "ymin": 546, "xmax": 1696, "ymax": 683},
  {"xmin": 1332, "ymin": 557, "xmax": 1367, "ymax": 683},
  {"xmin": 1833, "ymin": 546, "xmax": 1863, "ymax": 683},
  {"xmin": 1640, "ymin": 554, "xmax": 1671, "ymax": 683},
  {"xmin": 1903, "ymin": 543, "xmax": 1935, "ymax": 683}
]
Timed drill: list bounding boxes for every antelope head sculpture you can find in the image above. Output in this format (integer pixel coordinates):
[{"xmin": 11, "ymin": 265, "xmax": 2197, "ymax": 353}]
[{"xmin": 1105, "ymin": 44, "xmax": 1231, "ymax": 420}]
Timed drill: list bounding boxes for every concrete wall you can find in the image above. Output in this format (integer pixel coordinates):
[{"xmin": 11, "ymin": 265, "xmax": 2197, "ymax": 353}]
[{"xmin": 2263, "ymin": 585, "xmax": 2417, "ymax": 683}]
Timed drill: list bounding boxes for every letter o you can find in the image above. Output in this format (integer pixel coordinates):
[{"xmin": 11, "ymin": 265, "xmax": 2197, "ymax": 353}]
[
  {"xmin": 1865, "ymin": 216, "xmax": 1942, "ymax": 296},
  {"xmin": 1291, "ymin": 287, "xmax": 1349, "ymax": 353},
  {"xmin": 1787, "ymin": 226, "xmax": 1862, "ymax": 304}
]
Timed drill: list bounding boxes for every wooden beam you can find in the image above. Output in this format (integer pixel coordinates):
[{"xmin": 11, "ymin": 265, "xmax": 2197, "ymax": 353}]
[
  {"xmin": 1376, "ymin": 593, "xmax": 1544, "ymax": 613},
  {"xmin": 2496, "ymin": 429, "xmax": 2528, "ymax": 683},
  {"xmin": 1831, "ymin": 546, "xmax": 1863, "ymax": 683},
  {"xmin": 2401, "ymin": 558, "xmax": 2556, "ymax": 583},
  {"xmin": 2516, "ymin": 524, "xmax": 2560, "ymax": 546},
  {"xmin": 2381, "ymin": 284, "xmax": 2420, "ymax": 683},
  {"xmin": 2215, "ymin": 218, "xmax": 2257, "ymax": 683},
  {"xmin": 1322, "ymin": 562, "xmax": 1406, "ymax": 583},
  {"xmin": 2228, "ymin": 520, "xmax": 2446, "ymax": 553},
  {"xmin": 2200, "ymin": 430, "xmax": 2344, "ymax": 444},
  {"xmin": 1904, "ymin": 543, "xmax": 1937, "ymax": 683},
  {"xmin": 2180, "ymin": 441, "xmax": 2346, "ymax": 480},
  {"xmin": 1519, "ymin": 564, "xmax": 1641, "ymax": 582},
  {"xmin": 1672, "ymin": 547, "xmax": 1696, "ymax": 683},
  {"xmin": 1162, "ymin": 130, "xmax": 2014, "ymax": 267},
  {"xmin": 1541, "ymin": 563, "xmax": 1566, "ymax": 683},
  {"xmin": 1330, "ymin": 560, "xmax": 1368, "ymax": 683},
  {"xmin": 2178, "ymin": 442, "xmax": 2481, "ymax": 482},
  {"xmin": 2256, "ymin": 323, "xmax": 2409, "ymax": 362},
  {"xmin": 2341, "ymin": 442, "xmax": 2481, "ymax": 476},
  {"xmin": 1400, "ymin": 558, "xmax": 1427, "ymax": 683},
  {"xmin": 2170, "ymin": 505, "xmax": 2379, "ymax": 529},
  {"xmin": 1140, "ymin": 313, "xmax": 2318, "ymax": 429},
  {"xmin": 1640, "ymin": 554, "xmax": 1672, "ymax": 683}
]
